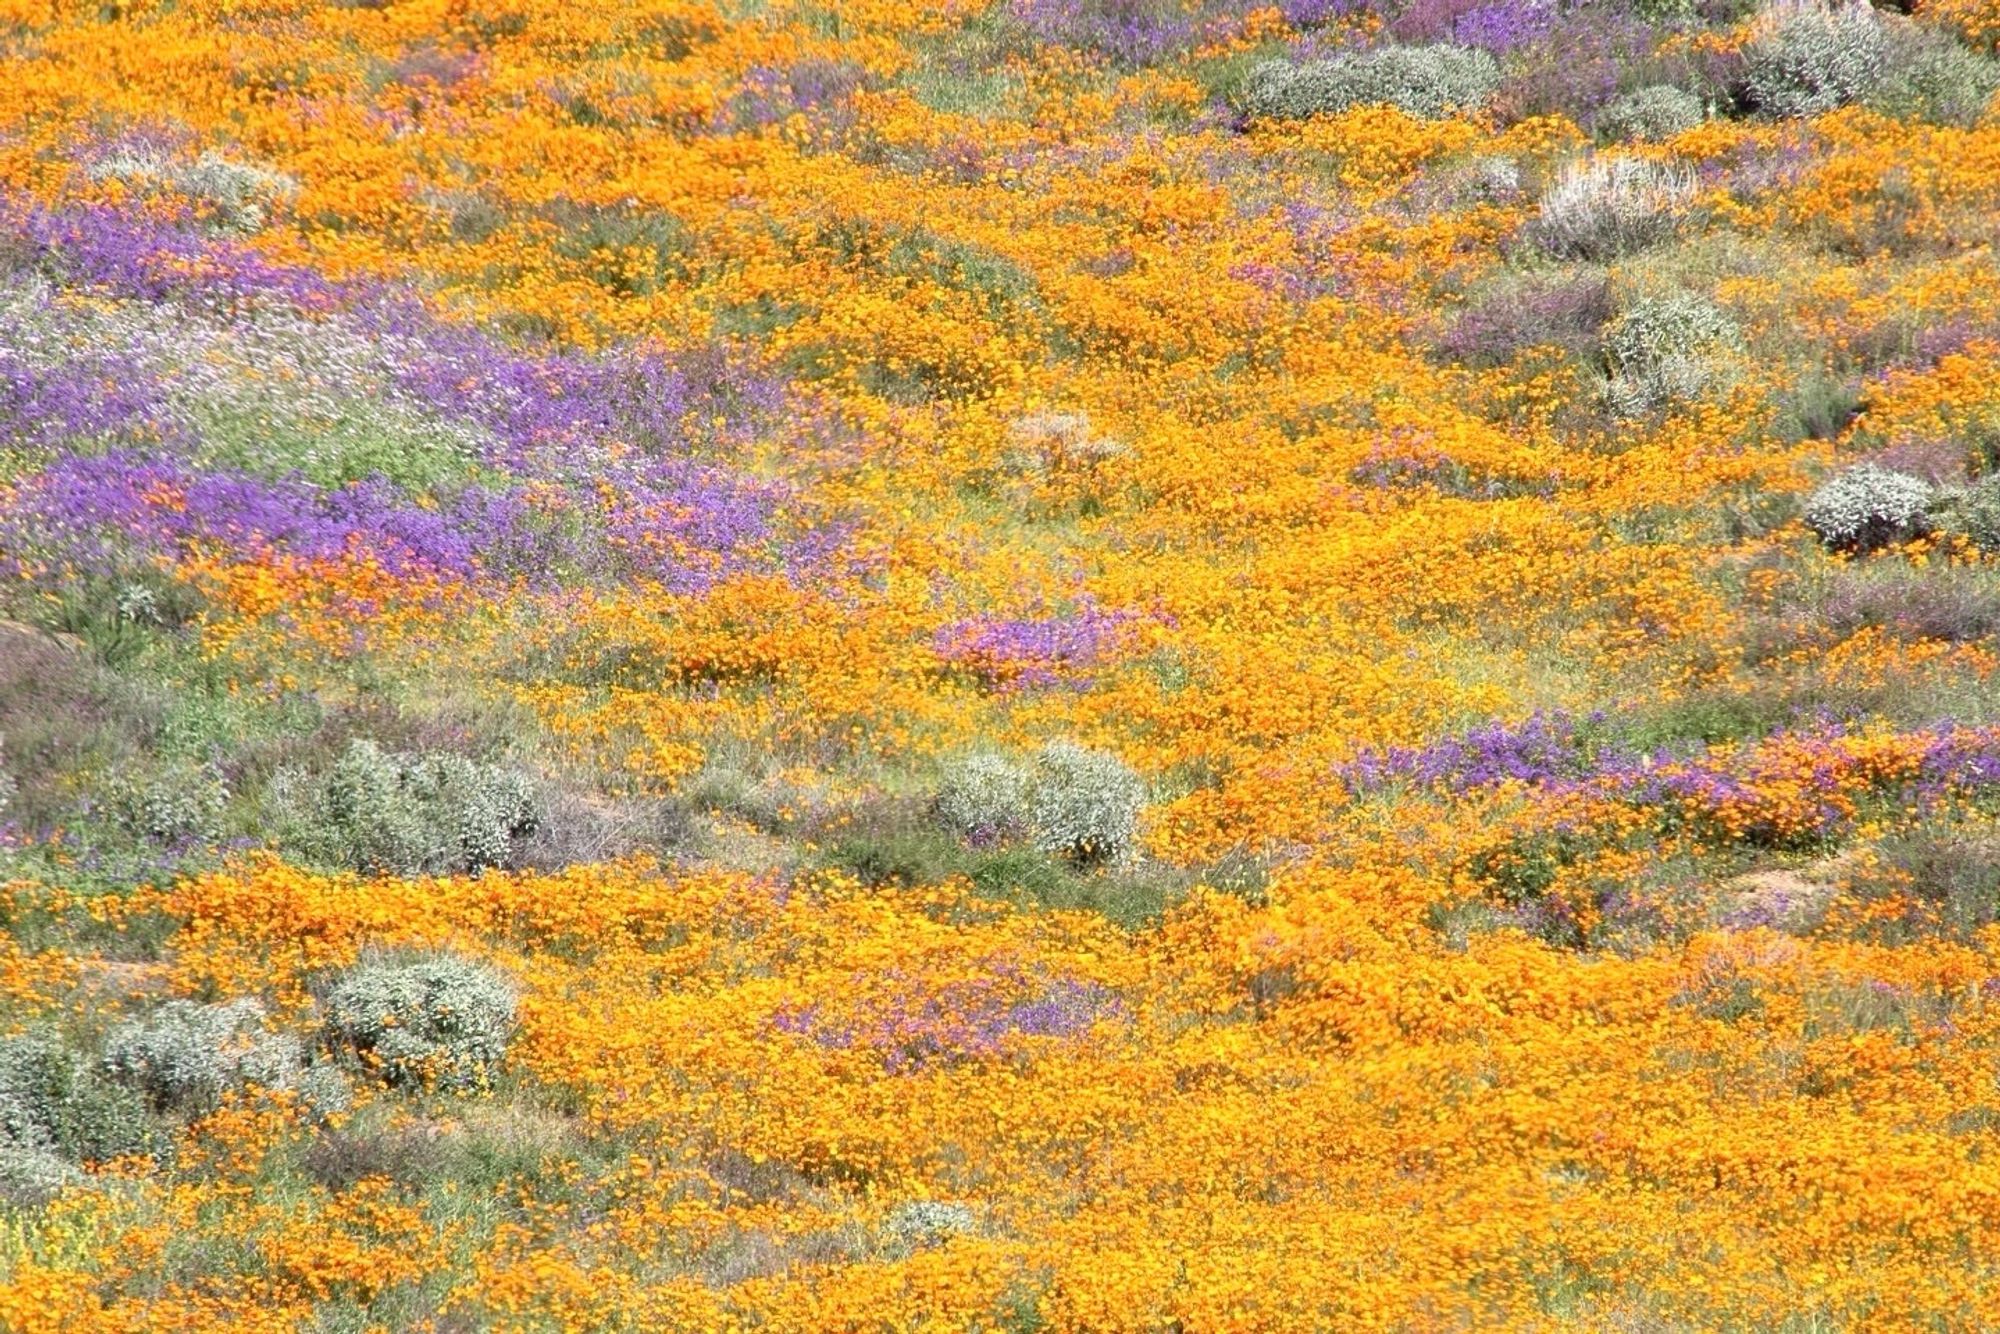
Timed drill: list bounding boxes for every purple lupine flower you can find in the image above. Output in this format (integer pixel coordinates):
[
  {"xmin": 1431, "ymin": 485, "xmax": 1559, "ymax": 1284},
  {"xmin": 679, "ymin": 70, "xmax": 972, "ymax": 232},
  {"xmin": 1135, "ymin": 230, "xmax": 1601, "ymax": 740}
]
[
  {"xmin": 0, "ymin": 190, "xmax": 849, "ymax": 597},
  {"xmin": 1010, "ymin": 0, "xmax": 1204, "ymax": 65},
  {"xmin": 772, "ymin": 966, "xmax": 1122, "ymax": 1073},
  {"xmin": 933, "ymin": 598, "xmax": 1141, "ymax": 690},
  {"xmin": 1452, "ymin": 0, "xmax": 1558, "ymax": 54}
]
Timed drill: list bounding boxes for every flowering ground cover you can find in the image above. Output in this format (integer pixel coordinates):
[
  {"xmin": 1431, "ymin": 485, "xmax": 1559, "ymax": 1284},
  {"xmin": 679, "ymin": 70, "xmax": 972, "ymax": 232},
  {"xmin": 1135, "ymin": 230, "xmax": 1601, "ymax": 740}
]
[{"xmin": 5, "ymin": 0, "xmax": 2000, "ymax": 1327}]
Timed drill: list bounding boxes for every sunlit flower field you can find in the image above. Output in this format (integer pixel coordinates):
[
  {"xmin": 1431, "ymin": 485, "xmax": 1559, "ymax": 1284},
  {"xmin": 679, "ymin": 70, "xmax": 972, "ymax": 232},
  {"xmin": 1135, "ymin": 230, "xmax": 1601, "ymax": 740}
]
[{"xmin": 5, "ymin": 0, "xmax": 2000, "ymax": 1327}]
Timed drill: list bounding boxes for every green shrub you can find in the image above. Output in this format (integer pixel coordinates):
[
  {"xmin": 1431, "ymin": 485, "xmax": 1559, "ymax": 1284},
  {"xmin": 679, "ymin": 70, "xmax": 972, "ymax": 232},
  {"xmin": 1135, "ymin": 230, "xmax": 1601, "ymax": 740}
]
[
  {"xmin": 1742, "ymin": 0, "xmax": 1887, "ymax": 119},
  {"xmin": 934, "ymin": 752, "xmax": 1032, "ymax": 844},
  {"xmin": 0, "ymin": 1142, "xmax": 84, "ymax": 1208},
  {"xmin": 85, "ymin": 148, "xmax": 297, "ymax": 232},
  {"xmin": 1942, "ymin": 475, "xmax": 2000, "ymax": 553},
  {"xmin": 1028, "ymin": 741, "xmax": 1147, "ymax": 866},
  {"xmin": 1596, "ymin": 85, "xmax": 1706, "ymax": 141},
  {"xmin": 1802, "ymin": 463, "xmax": 1936, "ymax": 552},
  {"xmin": 0, "ymin": 1035, "xmax": 160, "ymax": 1165},
  {"xmin": 104, "ymin": 764, "xmax": 228, "ymax": 847},
  {"xmin": 1807, "ymin": 466, "xmax": 1940, "ymax": 553},
  {"xmin": 273, "ymin": 739, "xmax": 540, "ymax": 877},
  {"xmin": 320, "ymin": 955, "xmax": 517, "ymax": 1090},
  {"xmin": 102, "ymin": 999, "xmax": 306, "ymax": 1117},
  {"xmin": 1238, "ymin": 45, "xmax": 1500, "ymax": 122},
  {"xmin": 1599, "ymin": 292, "xmax": 1742, "ymax": 417},
  {"xmin": 1866, "ymin": 31, "xmax": 2000, "ymax": 127},
  {"xmin": 884, "ymin": 1200, "xmax": 976, "ymax": 1249},
  {"xmin": 1532, "ymin": 155, "xmax": 1695, "ymax": 260}
]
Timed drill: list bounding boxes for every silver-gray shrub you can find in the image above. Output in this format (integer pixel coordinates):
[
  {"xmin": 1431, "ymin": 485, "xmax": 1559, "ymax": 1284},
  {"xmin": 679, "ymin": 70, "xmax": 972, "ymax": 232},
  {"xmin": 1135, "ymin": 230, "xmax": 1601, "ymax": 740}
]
[
  {"xmin": 884, "ymin": 1200, "xmax": 976, "ymax": 1249},
  {"xmin": 1596, "ymin": 85, "xmax": 1706, "ymax": 142},
  {"xmin": 1866, "ymin": 31, "xmax": 2000, "ymax": 127},
  {"xmin": 1941, "ymin": 475, "xmax": 2000, "ymax": 553},
  {"xmin": 1239, "ymin": 45, "xmax": 1500, "ymax": 123},
  {"xmin": 1742, "ymin": 0, "xmax": 1888, "ymax": 119},
  {"xmin": 320, "ymin": 955, "xmax": 517, "ymax": 1090},
  {"xmin": 273, "ymin": 739, "xmax": 540, "ymax": 877},
  {"xmin": 0, "ymin": 1143, "xmax": 84, "ymax": 1207},
  {"xmin": 1600, "ymin": 292, "xmax": 1742, "ymax": 417},
  {"xmin": 101, "ymin": 998, "xmax": 305, "ymax": 1117},
  {"xmin": 934, "ymin": 751, "xmax": 1032, "ymax": 844},
  {"xmin": 1029, "ymin": 741, "xmax": 1147, "ymax": 866},
  {"xmin": 105, "ymin": 764, "xmax": 228, "ymax": 847},
  {"xmin": 86, "ymin": 148, "xmax": 298, "ymax": 233},
  {"xmin": 1532, "ymin": 155, "xmax": 1695, "ymax": 260},
  {"xmin": 1803, "ymin": 464, "xmax": 1936, "ymax": 552},
  {"xmin": 0, "ymin": 1034, "xmax": 159, "ymax": 1165}
]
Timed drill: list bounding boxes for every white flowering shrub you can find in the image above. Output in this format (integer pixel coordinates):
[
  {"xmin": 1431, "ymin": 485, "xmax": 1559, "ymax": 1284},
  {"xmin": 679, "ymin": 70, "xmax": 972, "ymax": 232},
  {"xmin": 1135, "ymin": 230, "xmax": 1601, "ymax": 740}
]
[
  {"xmin": 1742, "ymin": 0, "xmax": 1887, "ymax": 119},
  {"xmin": 106, "ymin": 764, "xmax": 228, "ymax": 847},
  {"xmin": 1002, "ymin": 410, "xmax": 1124, "ymax": 476},
  {"xmin": 884, "ymin": 1200, "xmax": 976, "ymax": 1248},
  {"xmin": 87, "ymin": 148, "xmax": 299, "ymax": 232},
  {"xmin": 1533, "ymin": 155, "xmax": 1696, "ymax": 260},
  {"xmin": 1939, "ymin": 475, "xmax": 2000, "ymax": 553},
  {"xmin": 1600, "ymin": 292, "xmax": 1742, "ymax": 417},
  {"xmin": 1867, "ymin": 32, "xmax": 2000, "ymax": 127},
  {"xmin": 0, "ymin": 1034, "xmax": 160, "ymax": 1165},
  {"xmin": 1803, "ymin": 464, "xmax": 1936, "ymax": 552},
  {"xmin": 1597, "ymin": 85, "xmax": 1706, "ymax": 142},
  {"xmin": 0, "ymin": 1143, "xmax": 84, "ymax": 1207},
  {"xmin": 274, "ymin": 739, "xmax": 540, "ymax": 876},
  {"xmin": 935, "ymin": 751, "xmax": 1032, "ymax": 844},
  {"xmin": 102, "ymin": 999, "xmax": 306, "ymax": 1117},
  {"xmin": 1029, "ymin": 741, "xmax": 1147, "ymax": 866},
  {"xmin": 1240, "ymin": 45, "xmax": 1500, "ymax": 123},
  {"xmin": 320, "ymin": 956, "xmax": 517, "ymax": 1090}
]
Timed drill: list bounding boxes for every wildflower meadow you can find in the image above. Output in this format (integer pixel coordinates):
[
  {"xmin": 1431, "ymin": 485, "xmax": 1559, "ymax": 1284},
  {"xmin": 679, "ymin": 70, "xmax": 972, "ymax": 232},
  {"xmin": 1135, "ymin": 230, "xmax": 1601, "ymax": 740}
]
[{"xmin": 4, "ymin": 0, "xmax": 2000, "ymax": 1327}]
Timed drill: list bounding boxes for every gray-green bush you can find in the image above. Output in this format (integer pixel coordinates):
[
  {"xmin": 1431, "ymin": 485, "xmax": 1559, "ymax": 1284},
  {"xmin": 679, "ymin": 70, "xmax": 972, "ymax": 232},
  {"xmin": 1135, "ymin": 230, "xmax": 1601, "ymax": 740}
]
[
  {"xmin": 1029, "ymin": 741, "xmax": 1147, "ymax": 866},
  {"xmin": 102, "ymin": 999, "xmax": 306, "ymax": 1117},
  {"xmin": 105, "ymin": 764, "xmax": 228, "ymax": 847},
  {"xmin": 934, "ymin": 751, "xmax": 1031, "ymax": 844},
  {"xmin": 1742, "ymin": 0, "xmax": 1887, "ymax": 119},
  {"xmin": 1802, "ymin": 463, "xmax": 1936, "ymax": 552},
  {"xmin": 1239, "ymin": 45, "xmax": 1500, "ymax": 123},
  {"xmin": 1532, "ymin": 155, "xmax": 1695, "ymax": 260},
  {"xmin": 85, "ymin": 148, "xmax": 298, "ymax": 232},
  {"xmin": 1943, "ymin": 475, "xmax": 2000, "ymax": 554},
  {"xmin": 320, "ymin": 955, "xmax": 517, "ymax": 1090},
  {"xmin": 0, "ymin": 1034, "xmax": 159, "ymax": 1166},
  {"xmin": 0, "ymin": 1143, "xmax": 84, "ymax": 1207},
  {"xmin": 273, "ymin": 738, "xmax": 540, "ymax": 876},
  {"xmin": 1600, "ymin": 292, "xmax": 1742, "ymax": 416},
  {"xmin": 1596, "ymin": 85, "xmax": 1706, "ymax": 142},
  {"xmin": 1866, "ymin": 31, "xmax": 2000, "ymax": 127}
]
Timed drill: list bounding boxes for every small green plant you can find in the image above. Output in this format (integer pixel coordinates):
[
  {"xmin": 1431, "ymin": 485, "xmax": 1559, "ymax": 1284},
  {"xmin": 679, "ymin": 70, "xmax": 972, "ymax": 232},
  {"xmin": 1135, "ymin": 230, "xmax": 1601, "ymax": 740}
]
[
  {"xmin": 0, "ymin": 1034, "xmax": 160, "ymax": 1166},
  {"xmin": 1532, "ymin": 155, "xmax": 1695, "ymax": 260},
  {"xmin": 1238, "ymin": 45, "xmax": 1500, "ymax": 122},
  {"xmin": 934, "ymin": 752, "xmax": 1031, "ymax": 844},
  {"xmin": 1802, "ymin": 464, "xmax": 1936, "ymax": 552},
  {"xmin": 1742, "ymin": 0, "xmax": 1887, "ymax": 119},
  {"xmin": 1599, "ymin": 292, "xmax": 1742, "ymax": 417},
  {"xmin": 320, "ymin": 955, "xmax": 517, "ymax": 1090},
  {"xmin": 1596, "ymin": 85, "xmax": 1705, "ymax": 142},
  {"xmin": 1028, "ymin": 741, "xmax": 1147, "ymax": 867},
  {"xmin": 272, "ymin": 739, "xmax": 540, "ymax": 876},
  {"xmin": 101, "ymin": 999, "xmax": 306, "ymax": 1117}
]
